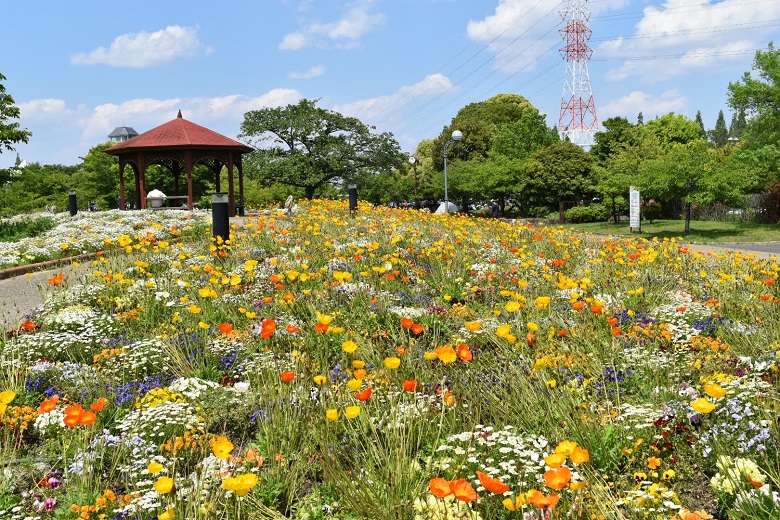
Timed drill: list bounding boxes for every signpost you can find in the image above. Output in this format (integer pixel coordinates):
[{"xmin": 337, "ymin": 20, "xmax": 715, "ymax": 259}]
[{"xmin": 629, "ymin": 186, "xmax": 641, "ymax": 232}]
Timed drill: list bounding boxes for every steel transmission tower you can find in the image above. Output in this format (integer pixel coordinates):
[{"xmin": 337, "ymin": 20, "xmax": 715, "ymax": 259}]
[{"xmin": 558, "ymin": 0, "xmax": 599, "ymax": 149}]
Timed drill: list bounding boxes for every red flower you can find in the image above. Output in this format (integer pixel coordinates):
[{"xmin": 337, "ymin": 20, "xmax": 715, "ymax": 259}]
[
  {"xmin": 355, "ymin": 387, "xmax": 372, "ymax": 401},
  {"xmin": 280, "ymin": 371, "xmax": 295, "ymax": 382},
  {"xmin": 457, "ymin": 344, "xmax": 472, "ymax": 362},
  {"xmin": 218, "ymin": 322, "xmax": 233, "ymax": 334},
  {"xmin": 476, "ymin": 471, "xmax": 510, "ymax": 495},
  {"xmin": 411, "ymin": 323, "xmax": 424, "ymax": 335},
  {"xmin": 261, "ymin": 318, "xmax": 277, "ymax": 339},
  {"xmin": 401, "ymin": 318, "xmax": 414, "ymax": 329},
  {"xmin": 402, "ymin": 380, "xmax": 418, "ymax": 392},
  {"xmin": 449, "ymin": 479, "xmax": 478, "ymax": 502}
]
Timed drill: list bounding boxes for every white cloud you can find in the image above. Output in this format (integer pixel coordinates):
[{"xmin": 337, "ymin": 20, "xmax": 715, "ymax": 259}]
[
  {"xmin": 599, "ymin": 0, "xmax": 780, "ymax": 81},
  {"xmin": 466, "ymin": 0, "xmax": 628, "ymax": 74},
  {"xmin": 279, "ymin": 0, "xmax": 385, "ymax": 51},
  {"xmin": 289, "ymin": 64, "xmax": 326, "ymax": 79},
  {"xmin": 333, "ymin": 73, "xmax": 455, "ymax": 122},
  {"xmin": 599, "ymin": 90, "xmax": 688, "ymax": 120},
  {"xmin": 71, "ymin": 25, "xmax": 213, "ymax": 68},
  {"xmin": 9, "ymin": 89, "xmax": 303, "ymax": 166}
]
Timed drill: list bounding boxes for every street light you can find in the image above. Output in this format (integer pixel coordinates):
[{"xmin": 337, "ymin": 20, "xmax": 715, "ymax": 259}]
[
  {"xmin": 408, "ymin": 154, "xmax": 419, "ymax": 210},
  {"xmin": 443, "ymin": 130, "xmax": 462, "ymax": 213}
]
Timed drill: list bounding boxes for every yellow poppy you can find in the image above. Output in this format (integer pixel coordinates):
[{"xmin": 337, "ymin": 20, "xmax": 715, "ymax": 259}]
[
  {"xmin": 326, "ymin": 409, "xmax": 340, "ymax": 421},
  {"xmin": 154, "ymin": 476, "xmax": 174, "ymax": 494},
  {"xmin": 704, "ymin": 383, "xmax": 727, "ymax": 399},
  {"xmin": 345, "ymin": 406, "xmax": 361, "ymax": 419},
  {"xmin": 690, "ymin": 398, "xmax": 715, "ymax": 414},
  {"xmin": 147, "ymin": 462, "xmax": 164, "ymax": 474},
  {"xmin": 504, "ymin": 301, "xmax": 522, "ymax": 313},
  {"xmin": 384, "ymin": 357, "xmax": 401, "ymax": 369},
  {"xmin": 342, "ymin": 340, "xmax": 358, "ymax": 353}
]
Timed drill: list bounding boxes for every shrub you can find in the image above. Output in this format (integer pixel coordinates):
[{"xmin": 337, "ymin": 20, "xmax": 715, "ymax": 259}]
[
  {"xmin": 642, "ymin": 200, "xmax": 663, "ymax": 223},
  {"xmin": 565, "ymin": 204, "xmax": 610, "ymax": 223}
]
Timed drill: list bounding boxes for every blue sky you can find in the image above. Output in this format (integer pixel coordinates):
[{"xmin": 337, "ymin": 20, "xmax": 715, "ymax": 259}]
[{"xmin": 2, "ymin": 0, "xmax": 778, "ymax": 168}]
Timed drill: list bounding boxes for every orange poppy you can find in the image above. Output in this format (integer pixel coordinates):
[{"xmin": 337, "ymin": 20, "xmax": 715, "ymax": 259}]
[
  {"xmin": 572, "ymin": 300, "xmax": 585, "ymax": 311},
  {"xmin": 543, "ymin": 466, "xmax": 571, "ymax": 490},
  {"xmin": 457, "ymin": 344, "xmax": 472, "ymax": 362},
  {"xmin": 90, "ymin": 397, "xmax": 106, "ymax": 412},
  {"xmin": 611, "ymin": 327, "xmax": 621, "ymax": 336},
  {"xmin": 476, "ymin": 471, "xmax": 510, "ymax": 495},
  {"xmin": 402, "ymin": 379, "xmax": 418, "ymax": 392},
  {"xmin": 570, "ymin": 446, "xmax": 590, "ymax": 464},
  {"xmin": 607, "ymin": 317, "xmax": 619, "ymax": 327},
  {"xmin": 314, "ymin": 323, "xmax": 329, "ymax": 334},
  {"xmin": 449, "ymin": 479, "xmax": 478, "ymax": 502},
  {"xmin": 79, "ymin": 410, "xmax": 97, "ymax": 425},
  {"xmin": 527, "ymin": 489, "xmax": 559, "ymax": 509},
  {"xmin": 429, "ymin": 478, "xmax": 452, "ymax": 498},
  {"xmin": 411, "ymin": 323, "xmax": 424, "ymax": 335},
  {"xmin": 285, "ymin": 324, "xmax": 299, "ymax": 334},
  {"xmin": 218, "ymin": 322, "xmax": 233, "ymax": 334},
  {"xmin": 464, "ymin": 321, "xmax": 481, "ymax": 332},
  {"xmin": 280, "ymin": 371, "xmax": 295, "ymax": 382},
  {"xmin": 23, "ymin": 321, "xmax": 36, "ymax": 330},
  {"xmin": 355, "ymin": 387, "xmax": 372, "ymax": 401},
  {"xmin": 401, "ymin": 318, "xmax": 414, "ymax": 329},
  {"xmin": 260, "ymin": 318, "xmax": 276, "ymax": 339},
  {"xmin": 38, "ymin": 395, "xmax": 59, "ymax": 414},
  {"xmin": 591, "ymin": 304, "xmax": 602, "ymax": 314},
  {"xmin": 544, "ymin": 452, "xmax": 567, "ymax": 469}
]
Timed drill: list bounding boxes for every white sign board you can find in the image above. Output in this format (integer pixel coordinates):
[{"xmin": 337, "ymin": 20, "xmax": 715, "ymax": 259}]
[{"xmin": 629, "ymin": 187, "xmax": 641, "ymax": 229}]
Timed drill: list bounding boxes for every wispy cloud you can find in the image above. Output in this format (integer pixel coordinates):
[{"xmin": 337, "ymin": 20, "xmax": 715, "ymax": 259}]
[
  {"xmin": 466, "ymin": 0, "xmax": 628, "ymax": 74},
  {"xmin": 598, "ymin": 0, "xmax": 780, "ymax": 81},
  {"xmin": 599, "ymin": 89, "xmax": 688, "ymax": 120},
  {"xmin": 71, "ymin": 25, "xmax": 213, "ymax": 68},
  {"xmin": 279, "ymin": 0, "xmax": 385, "ymax": 51},
  {"xmin": 289, "ymin": 64, "xmax": 326, "ymax": 79}
]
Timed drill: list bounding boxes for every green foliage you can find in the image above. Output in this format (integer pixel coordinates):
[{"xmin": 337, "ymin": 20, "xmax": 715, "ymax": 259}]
[
  {"xmin": 240, "ymin": 99, "xmax": 404, "ymax": 200},
  {"xmin": 523, "ymin": 141, "xmax": 597, "ymax": 211},
  {"xmin": 0, "ymin": 162, "xmax": 77, "ymax": 215},
  {"xmin": 0, "ymin": 72, "xmax": 32, "ymax": 155},
  {"xmin": 490, "ymin": 110, "xmax": 559, "ymax": 160},
  {"xmin": 642, "ymin": 200, "xmax": 662, "ymax": 223},
  {"xmin": 695, "ymin": 110, "xmax": 707, "ymax": 140},
  {"xmin": 644, "ymin": 113, "xmax": 703, "ymax": 150},
  {"xmin": 0, "ymin": 216, "xmax": 55, "ymax": 242},
  {"xmin": 565, "ymin": 203, "xmax": 610, "ymax": 223},
  {"xmin": 709, "ymin": 110, "xmax": 728, "ymax": 147},
  {"xmin": 728, "ymin": 42, "xmax": 780, "ymax": 180},
  {"xmin": 432, "ymin": 93, "xmax": 538, "ymax": 168},
  {"xmin": 591, "ymin": 117, "xmax": 640, "ymax": 163}
]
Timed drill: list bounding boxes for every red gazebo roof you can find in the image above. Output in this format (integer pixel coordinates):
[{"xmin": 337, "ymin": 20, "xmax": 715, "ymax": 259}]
[{"xmin": 104, "ymin": 112, "xmax": 253, "ymax": 154}]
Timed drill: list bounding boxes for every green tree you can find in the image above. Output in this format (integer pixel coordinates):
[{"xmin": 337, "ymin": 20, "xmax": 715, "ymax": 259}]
[
  {"xmin": 432, "ymin": 93, "xmax": 538, "ymax": 168},
  {"xmin": 590, "ymin": 117, "xmax": 639, "ymax": 163},
  {"xmin": 644, "ymin": 113, "xmax": 702, "ymax": 150},
  {"xmin": 490, "ymin": 111, "xmax": 559, "ymax": 160},
  {"xmin": 239, "ymin": 99, "xmax": 403, "ymax": 200},
  {"xmin": 637, "ymin": 112, "xmax": 644, "ymax": 126},
  {"xmin": 640, "ymin": 140, "xmax": 748, "ymax": 234},
  {"xmin": 728, "ymin": 109, "xmax": 747, "ymax": 139},
  {"xmin": 728, "ymin": 42, "xmax": 780, "ymax": 179},
  {"xmin": 695, "ymin": 110, "xmax": 707, "ymax": 139},
  {"xmin": 0, "ymin": 163, "xmax": 75, "ymax": 215},
  {"xmin": 522, "ymin": 141, "xmax": 596, "ymax": 211},
  {"xmin": 709, "ymin": 110, "xmax": 728, "ymax": 146},
  {"xmin": 0, "ymin": 72, "xmax": 31, "ymax": 156},
  {"xmin": 71, "ymin": 143, "xmax": 120, "ymax": 209}
]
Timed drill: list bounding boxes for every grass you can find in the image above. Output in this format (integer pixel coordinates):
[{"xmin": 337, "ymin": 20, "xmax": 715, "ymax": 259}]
[{"xmin": 564, "ymin": 219, "xmax": 779, "ymax": 244}]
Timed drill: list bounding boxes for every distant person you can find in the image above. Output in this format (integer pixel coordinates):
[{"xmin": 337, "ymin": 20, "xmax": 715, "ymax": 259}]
[
  {"xmin": 147, "ymin": 185, "xmax": 167, "ymax": 208},
  {"xmin": 490, "ymin": 200, "xmax": 499, "ymax": 218}
]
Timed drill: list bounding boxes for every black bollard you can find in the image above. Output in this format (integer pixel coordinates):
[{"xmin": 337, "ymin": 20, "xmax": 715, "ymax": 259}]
[
  {"xmin": 212, "ymin": 193, "xmax": 229, "ymax": 242},
  {"xmin": 348, "ymin": 183, "xmax": 358, "ymax": 215},
  {"xmin": 68, "ymin": 190, "xmax": 77, "ymax": 216},
  {"xmin": 236, "ymin": 195, "xmax": 245, "ymax": 217}
]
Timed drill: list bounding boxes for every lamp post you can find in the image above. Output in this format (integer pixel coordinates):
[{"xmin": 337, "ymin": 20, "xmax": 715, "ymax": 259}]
[
  {"xmin": 408, "ymin": 154, "xmax": 419, "ymax": 210},
  {"xmin": 443, "ymin": 130, "xmax": 462, "ymax": 213}
]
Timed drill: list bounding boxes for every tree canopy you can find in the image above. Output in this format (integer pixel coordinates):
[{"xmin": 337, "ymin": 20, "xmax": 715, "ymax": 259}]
[
  {"xmin": 239, "ymin": 99, "xmax": 404, "ymax": 199},
  {"xmin": 0, "ymin": 72, "xmax": 32, "ymax": 156}
]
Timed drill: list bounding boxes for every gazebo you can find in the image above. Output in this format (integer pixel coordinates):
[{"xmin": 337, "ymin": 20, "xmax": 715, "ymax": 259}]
[{"xmin": 104, "ymin": 111, "xmax": 254, "ymax": 216}]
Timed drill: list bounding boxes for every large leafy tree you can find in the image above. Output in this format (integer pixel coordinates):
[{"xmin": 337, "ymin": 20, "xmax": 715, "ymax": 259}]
[
  {"xmin": 432, "ymin": 93, "xmax": 538, "ymax": 168},
  {"xmin": 728, "ymin": 42, "xmax": 780, "ymax": 178},
  {"xmin": 522, "ymin": 141, "xmax": 596, "ymax": 211},
  {"xmin": 490, "ymin": 111, "xmax": 559, "ymax": 160},
  {"xmin": 240, "ymin": 99, "xmax": 403, "ymax": 200},
  {"xmin": 0, "ymin": 72, "xmax": 31, "ymax": 156},
  {"xmin": 640, "ymin": 140, "xmax": 749, "ymax": 234},
  {"xmin": 0, "ymin": 162, "xmax": 75, "ymax": 215},
  {"xmin": 590, "ymin": 117, "xmax": 639, "ymax": 163},
  {"xmin": 643, "ymin": 113, "xmax": 702, "ymax": 150}
]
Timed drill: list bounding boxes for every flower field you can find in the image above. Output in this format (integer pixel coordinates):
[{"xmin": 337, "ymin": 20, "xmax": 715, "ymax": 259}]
[{"xmin": 1, "ymin": 200, "xmax": 778, "ymax": 520}]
